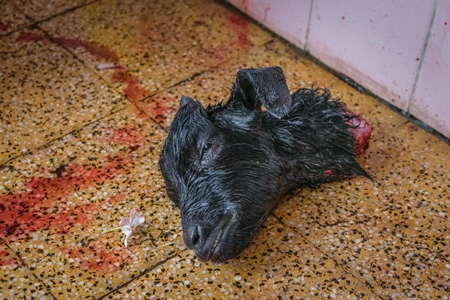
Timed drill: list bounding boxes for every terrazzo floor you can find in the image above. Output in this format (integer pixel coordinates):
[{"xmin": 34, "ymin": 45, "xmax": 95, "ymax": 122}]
[{"xmin": 1, "ymin": 0, "xmax": 449, "ymax": 299}]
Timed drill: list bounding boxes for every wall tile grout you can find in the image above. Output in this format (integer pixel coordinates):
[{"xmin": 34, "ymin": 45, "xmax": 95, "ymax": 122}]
[{"xmin": 406, "ymin": 0, "xmax": 439, "ymax": 113}]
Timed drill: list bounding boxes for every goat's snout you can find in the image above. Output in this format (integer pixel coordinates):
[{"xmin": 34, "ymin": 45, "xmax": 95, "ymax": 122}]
[{"xmin": 182, "ymin": 213, "xmax": 235, "ymax": 262}]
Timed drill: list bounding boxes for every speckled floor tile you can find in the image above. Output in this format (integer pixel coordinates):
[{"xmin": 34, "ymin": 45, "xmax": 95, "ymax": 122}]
[
  {"xmin": 1, "ymin": 240, "xmax": 53, "ymax": 299},
  {"xmin": 105, "ymin": 216, "xmax": 377, "ymax": 300},
  {"xmin": 0, "ymin": 1, "xmax": 30, "ymax": 35},
  {"xmin": 38, "ymin": 0, "xmax": 273, "ymax": 103},
  {"xmin": 11, "ymin": 0, "xmax": 95, "ymax": 22},
  {"xmin": 1, "ymin": 106, "xmax": 186, "ymax": 298},
  {"xmin": 276, "ymin": 185, "xmax": 449, "ymax": 298},
  {"xmin": 0, "ymin": 28, "xmax": 128, "ymax": 164},
  {"xmin": 273, "ymin": 96, "xmax": 450, "ymax": 297},
  {"xmin": 1, "ymin": 0, "xmax": 449, "ymax": 299}
]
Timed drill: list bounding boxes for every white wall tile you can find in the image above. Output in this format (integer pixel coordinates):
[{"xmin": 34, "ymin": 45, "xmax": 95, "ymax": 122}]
[
  {"xmin": 307, "ymin": 0, "xmax": 435, "ymax": 111},
  {"xmin": 227, "ymin": 0, "xmax": 312, "ymax": 49},
  {"xmin": 410, "ymin": 1, "xmax": 450, "ymax": 138}
]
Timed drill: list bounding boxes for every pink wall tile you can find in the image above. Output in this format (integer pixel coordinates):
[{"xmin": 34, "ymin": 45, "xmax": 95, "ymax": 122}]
[
  {"xmin": 307, "ymin": 0, "xmax": 435, "ymax": 111},
  {"xmin": 227, "ymin": 0, "xmax": 312, "ymax": 49},
  {"xmin": 410, "ymin": 1, "xmax": 450, "ymax": 138}
]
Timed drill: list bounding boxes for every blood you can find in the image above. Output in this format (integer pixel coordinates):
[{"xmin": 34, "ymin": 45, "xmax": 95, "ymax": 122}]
[
  {"xmin": 133, "ymin": 106, "xmax": 150, "ymax": 120},
  {"xmin": 108, "ymin": 124, "xmax": 145, "ymax": 149},
  {"xmin": 111, "ymin": 68, "xmax": 151, "ymax": 102},
  {"xmin": 228, "ymin": 13, "xmax": 248, "ymax": 27},
  {"xmin": 241, "ymin": 0, "xmax": 249, "ymax": 13},
  {"xmin": 408, "ymin": 125, "xmax": 419, "ymax": 133},
  {"xmin": 60, "ymin": 238, "xmax": 131, "ymax": 274},
  {"xmin": 227, "ymin": 14, "xmax": 254, "ymax": 48},
  {"xmin": 0, "ymin": 250, "xmax": 17, "ymax": 266},
  {"xmin": 207, "ymin": 13, "xmax": 254, "ymax": 64},
  {"xmin": 208, "ymin": 44, "xmax": 230, "ymax": 65},
  {"xmin": 109, "ymin": 192, "xmax": 127, "ymax": 206},
  {"xmin": 16, "ymin": 31, "xmax": 48, "ymax": 43},
  {"xmin": 0, "ymin": 155, "xmax": 131, "ymax": 240},
  {"xmin": 15, "ymin": 32, "xmax": 169, "ymax": 119},
  {"xmin": 0, "ymin": 22, "xmax": 11, "ymax": 32},
  {"xmin": 263, "ymin": 6, "xmax": 271, "ymax": 22},
  {"xmin": 138, "ymin": 95, "xmax": 174, "ymax": 123},
  {"xmin": 54, "ymin": 37, "xmax": 119, "ymax": 63},
  {"xmin": 324, "ymin": 169, "xmax": 333, "ymax": 176}
]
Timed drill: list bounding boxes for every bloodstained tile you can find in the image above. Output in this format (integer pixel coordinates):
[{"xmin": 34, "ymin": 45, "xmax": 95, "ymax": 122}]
[
  {"xmin": 0, "ymin": 155, "xmax": 131, "ymax": 240},
  {"xmin": 16, "ymin": 31, "xmax": 49, "ymax": 43},
  {"xmin": 137, "ymin": 94, "xmax": 174, "ymax": 123},
  {"xmin": 0, "ymin": 21, "xmax": 11, "ymax": 32},
  {"xmin": 111, "ymin": 68, "xmax": 151, "ymax": 102},
  {"xmin": 60, "ymin": 238, "xmax": 131, "ymax": 274},
  {"xmin": 0, "ymin": 249, "xmax": 17, "ymax": 266},
  {"xmin": 54, "ymin": 37, "xmax": 119, "ymax": 63},
  {"xmin": 107, "ymin": 123, "xmax": 146, "ymax": 150},
  {"xmin": 227, "ymin": 13, "xmax": 254, "ymax": 48}
]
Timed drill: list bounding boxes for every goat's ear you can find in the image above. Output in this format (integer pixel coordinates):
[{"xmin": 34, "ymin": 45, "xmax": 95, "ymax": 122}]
[
  {"xmin": 177, "ymin": 95, "xmax": 209, "ymax": 119},
  {"xmin": 230, "ymin": 66, "xmax": 292, "ymax": 119}
]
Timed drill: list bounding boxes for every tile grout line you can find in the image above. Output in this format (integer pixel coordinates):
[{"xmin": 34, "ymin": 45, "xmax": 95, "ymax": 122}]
[
  {"xmin": 135, "ymin": 40, "xmax": 276, "ymax": 130},
  {"xmin": 34, "ymin": 23, "xmax": 170, "ymax": 134},
  {"xmin": 96, "ymin": 251, "xmax": 181, "ymax": 300},
  {"xmin": 1, "ymin": 0, "xmax": 99, "ymax": 38},
  {"xmin": 11, "ymin": 0, "xmax": 101, "ymax": 33},
  {"xmin": 0, "ymin": 105, "xmax": 130, "ymax": 168},
  {"xmin": 406, "ymin": 0, "xmax": 439, "ymax": 113},
  {"xmin": 1, "ymin": 237, "xmax": 58, "ymax": 299},
  {"xmin": 303, "ymin": 0, "xmax": 314, "ymax": 52},
  {"xmin": 270, "ymin": 212, "xmax": 387, "ymax": 300}
]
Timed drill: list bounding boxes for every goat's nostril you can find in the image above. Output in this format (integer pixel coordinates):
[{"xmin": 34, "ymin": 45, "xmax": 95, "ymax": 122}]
[
  {"xmin": 191, "ymin": 226, "xmax": 200, "ymax": 246},
  {"xmin": 184, "ymin": 224, "xmax": 202, "ymax": 249}
]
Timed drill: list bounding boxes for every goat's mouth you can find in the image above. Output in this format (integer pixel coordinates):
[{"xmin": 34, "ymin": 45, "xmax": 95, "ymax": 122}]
[
  {"xmin": 194, "ymin": 214, "xmax": 235, "ymax": 263},
  {"xmin": 198, "ymin": 228, "xmax": 224, "ymax": 262}
]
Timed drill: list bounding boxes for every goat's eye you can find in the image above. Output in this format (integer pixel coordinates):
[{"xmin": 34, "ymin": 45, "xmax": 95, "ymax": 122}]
[{"xmin": 203, "ymin": 142, "xmax": 212, "ymax": 151}]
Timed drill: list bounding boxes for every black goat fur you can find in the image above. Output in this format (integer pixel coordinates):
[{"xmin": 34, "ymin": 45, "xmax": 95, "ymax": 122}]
[{"xmin": 159, "ymin": 66, "xmax": 371, "ymax": 263}]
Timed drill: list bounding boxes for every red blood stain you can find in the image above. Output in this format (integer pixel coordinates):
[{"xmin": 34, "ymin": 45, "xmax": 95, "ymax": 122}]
[
  {"xmin": 140, "ymin": 26, "xmax": 169, "ymax": 42},
  {"xmin": 16, "ymin": 31, "xmax": 49, "ymax": 43},
  {"xmin": 15, "ymin": 33, "xmax": 168, "ymax": 122},
  {"xmin": 263, "ymin": 6, "xmax": 271, "ymax": 22},
  {"xmin": 133, "ymin": 106, "xmax": 150, "ymax": 120},
  {"xmin": 111, "ymin": 68, "xmax": 151, "ymax": 102},
  {"xmin": 208, "ymin": 44, "xmax": 230, "ymax": 65},
  {"xmin": 236, "ymin": 32, "xmax": 253, "ymax": 48},
  {"xmin": 60, "ymin": 238, "xmax": 131, "ymax": 274},
  {"xmin": 0, "ymin": 155, "xmax": 131, "ymax": 240},
  {"xmin": 137, "ymin": 95, "xmax": 174, "ymax": 123},
  {"xmin": 227, "ymin": 14, "xmax": 254, "ymax": 48},
  {"xmin": 193, "ymin": 77, "xmax": 208, "ymax": 88},
  {"xmin": 377, "ymin": 149, "xmax": 387, "ymax": 154},
  {"xmin": 0, "ymin": 22, "xmax": 11, "ymax": 32},
  {"xmin": 0, "ymin": 250, "xmax": 17, "ymax": 266},
  {"xmin": 228, "ymin": 14, "xmax": 248, "ymax": 27},
  {"xmin": 15, "ymin": 33, "xmax": 120, "ymax": 65},
  {"xmin": 54, "ymin": 37, "xmax": 119, "ymax": 63},
  {"xmin": 324, "ymin": 169, "xmax": 333, "ymax": 176},
  {"xmin": 241, "ymin": 0, "xmax": 250, "ymax": 13},
  {"xmin": 109, "ymin": 192, "xmax": 127, "ymax": 206},
  {"xmin": 108, "ymin": 124, "xmax": 145, "ymax": 149},
  {"xmin": 408, "ymin": 125, "xmax": 419, "ymax": 133},
  {"xmin": 207, "ymin": 13, "xmax": 254, "ymax": 64}
]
